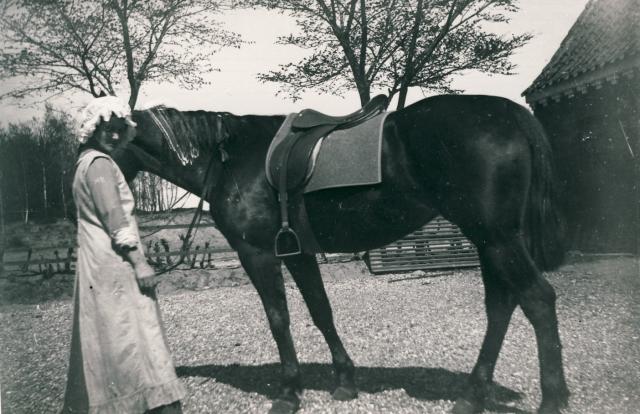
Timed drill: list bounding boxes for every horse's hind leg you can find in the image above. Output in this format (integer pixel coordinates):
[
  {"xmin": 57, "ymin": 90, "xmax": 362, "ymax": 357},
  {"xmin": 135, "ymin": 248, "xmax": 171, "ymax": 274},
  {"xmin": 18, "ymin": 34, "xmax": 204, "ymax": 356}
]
[
  {"xmin": 235, "ymin": 242, "xmax": 301, "ymax": 414},
  {"xmin": 455, "ymin": 236, "xmax": 569, "ymax": 414},
  {"xmin": 511, "ymin": 246, "xmax": 569, "ymax": 414},
  {"xmin": 284, "ymin": 253, "xmax": 357, "ymax": 400},
  {"xmin": 453, "ymin": 257, "xmax": 517, "ymax": 414}
]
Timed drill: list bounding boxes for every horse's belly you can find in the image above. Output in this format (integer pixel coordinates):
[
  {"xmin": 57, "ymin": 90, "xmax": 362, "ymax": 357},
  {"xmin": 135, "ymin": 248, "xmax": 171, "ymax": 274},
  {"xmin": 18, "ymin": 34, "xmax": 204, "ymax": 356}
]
[{"xmin": 304, "ymin": 185, "xmax": 437, "ymax": 253}]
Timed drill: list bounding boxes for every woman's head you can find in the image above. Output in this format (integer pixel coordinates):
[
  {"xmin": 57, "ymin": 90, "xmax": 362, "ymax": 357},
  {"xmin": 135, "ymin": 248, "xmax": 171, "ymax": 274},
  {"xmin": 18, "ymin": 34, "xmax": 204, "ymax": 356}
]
[{"xmin": 79, "ymin": 96, "xmax": 137, "ymax": 155}]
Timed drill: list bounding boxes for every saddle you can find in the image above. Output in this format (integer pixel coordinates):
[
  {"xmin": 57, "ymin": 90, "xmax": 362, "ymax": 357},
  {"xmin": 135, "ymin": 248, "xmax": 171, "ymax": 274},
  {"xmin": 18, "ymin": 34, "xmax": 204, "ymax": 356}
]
[{"xmin": 267, "ymin": 94, "xmax": 388, "ymax": 257}]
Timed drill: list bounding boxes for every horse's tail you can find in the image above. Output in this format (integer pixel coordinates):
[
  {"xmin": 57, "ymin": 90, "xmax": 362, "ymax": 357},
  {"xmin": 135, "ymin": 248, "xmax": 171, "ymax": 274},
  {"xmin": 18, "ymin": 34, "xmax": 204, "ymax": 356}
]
[{"xmin": 515, "ymin": 107, "xmax": 567, "ymax": 271}]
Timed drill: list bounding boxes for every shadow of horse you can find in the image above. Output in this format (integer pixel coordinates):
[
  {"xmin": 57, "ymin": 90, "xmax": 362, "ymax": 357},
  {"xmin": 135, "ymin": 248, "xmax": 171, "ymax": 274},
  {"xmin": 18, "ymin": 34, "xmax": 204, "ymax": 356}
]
[{"xmin": 177, "ymin": 363, "xmax": 528, "ymax": 413}]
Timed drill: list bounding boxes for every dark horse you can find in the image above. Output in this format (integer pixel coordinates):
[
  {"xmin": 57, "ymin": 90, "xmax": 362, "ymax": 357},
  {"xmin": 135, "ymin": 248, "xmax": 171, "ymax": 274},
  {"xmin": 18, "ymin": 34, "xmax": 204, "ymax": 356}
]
[{"xmin": 115, "ymin": 95, "xmax": 569, "ymax": 414}]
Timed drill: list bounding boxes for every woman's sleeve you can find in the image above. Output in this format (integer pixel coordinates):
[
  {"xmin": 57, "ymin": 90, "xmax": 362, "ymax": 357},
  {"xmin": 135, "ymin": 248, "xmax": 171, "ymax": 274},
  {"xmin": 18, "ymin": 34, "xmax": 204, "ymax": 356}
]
[{"xmin": 86, "ymin": 157, "xmax": 138, "ymax": 250}]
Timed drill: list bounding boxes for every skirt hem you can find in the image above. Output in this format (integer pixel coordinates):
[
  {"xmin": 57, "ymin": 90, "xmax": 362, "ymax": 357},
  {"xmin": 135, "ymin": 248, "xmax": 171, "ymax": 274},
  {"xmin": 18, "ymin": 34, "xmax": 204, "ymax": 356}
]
[{"xmin": 87, "ymin": 378, "xmax": 186, "ymax": 414}]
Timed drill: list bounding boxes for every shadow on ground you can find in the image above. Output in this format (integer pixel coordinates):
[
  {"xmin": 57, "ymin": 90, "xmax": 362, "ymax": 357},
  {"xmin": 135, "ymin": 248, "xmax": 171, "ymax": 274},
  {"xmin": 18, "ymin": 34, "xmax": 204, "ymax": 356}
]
[{"xmin": 177, "ymin": 363, "xmax": 526, "ymax": 413}]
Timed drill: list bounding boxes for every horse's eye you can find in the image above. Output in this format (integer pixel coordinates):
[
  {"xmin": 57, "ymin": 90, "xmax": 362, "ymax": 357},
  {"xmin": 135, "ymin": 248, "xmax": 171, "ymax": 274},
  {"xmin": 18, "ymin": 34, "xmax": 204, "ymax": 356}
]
[{"xmin": 105, "ymin": 118, "xmax": 128, "ymax": 134}]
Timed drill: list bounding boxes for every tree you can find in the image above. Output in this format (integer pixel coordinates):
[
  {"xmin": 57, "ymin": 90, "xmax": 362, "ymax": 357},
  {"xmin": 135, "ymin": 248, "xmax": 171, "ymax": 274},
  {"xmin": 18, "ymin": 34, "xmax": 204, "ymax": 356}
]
[
  {"xmin": 1, "ymin": 0, "xmax": 244, "ymax": 216},
  {"xmin": 243, "ymin": 0, "xmax": 531, "ymax": 109},
  {"xmin": 131, "ymin": 172, "xmax": 181, "ymax": 212},
  {"xmin": 0, "ymin": 106, "xmax": 77, "ymax": 223},
  {"xmin": 0, "ymin": 0, "xmax": 242, "ymax": 109},
  {"xmin": 0, "ymin": 123, "xmax": 37, "ymax": 223},
  {"xmin": 36, "ymin": 105, "xmax": 78, "ymax": 220}
]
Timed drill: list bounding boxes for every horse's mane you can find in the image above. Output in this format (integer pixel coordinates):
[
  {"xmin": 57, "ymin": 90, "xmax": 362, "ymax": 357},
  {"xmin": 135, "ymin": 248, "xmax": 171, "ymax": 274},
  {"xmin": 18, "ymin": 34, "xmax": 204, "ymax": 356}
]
[
  {"xmin": 140, "ymin": 105, "xmax": 286, "ymax": 166},
  {"xmin": 140, "ymin": 105, "xmax": 233, "ymax": 166}
]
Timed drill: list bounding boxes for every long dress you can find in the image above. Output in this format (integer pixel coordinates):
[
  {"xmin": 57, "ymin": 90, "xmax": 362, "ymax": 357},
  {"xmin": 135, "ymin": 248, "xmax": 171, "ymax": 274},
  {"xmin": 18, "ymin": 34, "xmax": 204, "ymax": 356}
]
[{"xmin": 62, "ymin": 149, "xmax": 185, "ymax": 414}]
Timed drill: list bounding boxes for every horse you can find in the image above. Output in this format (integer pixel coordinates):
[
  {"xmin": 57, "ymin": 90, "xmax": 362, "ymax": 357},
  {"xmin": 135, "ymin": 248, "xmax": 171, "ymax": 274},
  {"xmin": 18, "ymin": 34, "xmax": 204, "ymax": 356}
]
[{"xmin": 115, "ymin": 94, "xmax": 569, "ymax": 414}]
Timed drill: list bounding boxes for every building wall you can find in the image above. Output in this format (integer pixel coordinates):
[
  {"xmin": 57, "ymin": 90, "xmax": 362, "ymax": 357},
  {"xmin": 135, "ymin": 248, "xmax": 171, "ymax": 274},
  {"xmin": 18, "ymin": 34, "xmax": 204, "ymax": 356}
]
[{"xmin": 533, "ymin": 79, "xmax": 639, "ymax": 253}]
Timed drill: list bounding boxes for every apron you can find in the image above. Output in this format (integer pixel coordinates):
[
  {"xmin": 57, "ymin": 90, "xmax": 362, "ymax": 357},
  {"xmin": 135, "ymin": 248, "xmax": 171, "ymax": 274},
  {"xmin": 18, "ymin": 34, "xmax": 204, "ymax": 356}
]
[{"xmin": 62, "ymin": 149, "xmax": 185, "ymax": 414}]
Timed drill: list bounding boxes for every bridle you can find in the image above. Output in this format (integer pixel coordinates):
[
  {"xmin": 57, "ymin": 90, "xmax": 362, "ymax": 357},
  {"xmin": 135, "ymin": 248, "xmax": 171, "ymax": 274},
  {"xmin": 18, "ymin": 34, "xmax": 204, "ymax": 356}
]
[{"xmin": 127, "ymin": 111, "xmax": 231, "ymax": 275}]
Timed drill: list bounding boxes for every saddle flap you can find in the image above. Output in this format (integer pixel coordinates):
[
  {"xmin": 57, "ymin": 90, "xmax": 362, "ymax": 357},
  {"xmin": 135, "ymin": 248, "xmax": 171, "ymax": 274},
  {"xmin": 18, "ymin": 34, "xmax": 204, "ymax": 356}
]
[{"xmin": 272, "ymin": 125, "xmax": 334, "ymax": 191}]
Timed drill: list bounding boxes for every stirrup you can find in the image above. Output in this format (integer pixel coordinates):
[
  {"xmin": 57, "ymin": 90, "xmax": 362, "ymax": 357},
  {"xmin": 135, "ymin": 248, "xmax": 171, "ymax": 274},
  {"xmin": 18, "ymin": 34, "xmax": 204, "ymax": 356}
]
[{"xmin": 275, "ymin": 225, "xmax": 302, "ymax": 257}]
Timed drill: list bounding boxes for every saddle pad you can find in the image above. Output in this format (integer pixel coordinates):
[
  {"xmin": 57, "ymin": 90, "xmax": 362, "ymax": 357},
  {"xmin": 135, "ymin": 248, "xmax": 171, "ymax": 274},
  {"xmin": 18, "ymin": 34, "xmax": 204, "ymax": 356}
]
[{"xmin": 304, "ymin": 112, "xmax": 389, "ymax": 193}]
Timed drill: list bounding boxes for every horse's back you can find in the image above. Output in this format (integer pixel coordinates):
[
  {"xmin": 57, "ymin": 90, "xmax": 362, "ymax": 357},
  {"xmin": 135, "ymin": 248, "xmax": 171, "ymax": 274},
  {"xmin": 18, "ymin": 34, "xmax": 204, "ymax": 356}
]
[{"xmin": 397, "ymin": 94, "xmax": 533, "ymax": 138}]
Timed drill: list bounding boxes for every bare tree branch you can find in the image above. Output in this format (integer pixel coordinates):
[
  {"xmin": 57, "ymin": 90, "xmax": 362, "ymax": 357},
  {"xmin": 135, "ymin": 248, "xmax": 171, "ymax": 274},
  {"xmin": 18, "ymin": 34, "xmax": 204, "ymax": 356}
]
[
  {"xmin": 241, "ymin": 0, "xmax": 529, "ymax": 108},
  {"xmin": 0, "ymin": 0, "xmax": 244, "ymax": 107}
]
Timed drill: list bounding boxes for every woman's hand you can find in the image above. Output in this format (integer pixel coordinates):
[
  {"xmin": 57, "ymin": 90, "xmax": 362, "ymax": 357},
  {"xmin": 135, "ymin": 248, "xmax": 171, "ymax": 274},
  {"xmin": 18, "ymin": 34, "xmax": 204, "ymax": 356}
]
[
  {"xmin": 135, "ymin": 262, "xmax": 160, "ymax": 290},
  {"xmin": 122, "ymin": 246, "xmax": 160, "ymax": 292}
]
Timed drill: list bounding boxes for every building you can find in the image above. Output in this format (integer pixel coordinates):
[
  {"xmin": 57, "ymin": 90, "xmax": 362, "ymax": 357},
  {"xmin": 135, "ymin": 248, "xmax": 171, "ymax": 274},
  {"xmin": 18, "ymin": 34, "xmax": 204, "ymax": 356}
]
[{"xmin": 523, "ymin": 0, "xmax": 640, "ymax": 253}]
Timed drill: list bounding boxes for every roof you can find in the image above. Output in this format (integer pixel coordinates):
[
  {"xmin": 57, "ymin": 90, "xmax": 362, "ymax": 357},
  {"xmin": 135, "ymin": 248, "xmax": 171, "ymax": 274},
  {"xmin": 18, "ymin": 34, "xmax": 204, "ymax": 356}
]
[{"xmin": 523, "ymin": 0, "xmax": 640, "ymax": 104}]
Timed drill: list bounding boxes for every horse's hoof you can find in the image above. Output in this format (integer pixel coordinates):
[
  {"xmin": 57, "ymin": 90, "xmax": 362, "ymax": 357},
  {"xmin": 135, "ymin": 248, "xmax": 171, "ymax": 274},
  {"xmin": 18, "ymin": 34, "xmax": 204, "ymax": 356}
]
[
  {"xmin": 538, "ymin": 392, "xmax": 569, "ymax": 413},
  {"xmin": 537, "ymin": 401, "xmax": 564, "ymax": 414},
  {"xmin": 268, "ymin": 399, "xmax": 299, "ymax": 414},
  {"xmin": 332, "ymin": 386, "xmax": 358, "ymax": 401},
  {"xmin": 537, "ymin": 405, "xmax": 560, "ymax": 414},
  {"xmin": 451, "ymin": 398, "xmax": 478, "ymax": 414}
]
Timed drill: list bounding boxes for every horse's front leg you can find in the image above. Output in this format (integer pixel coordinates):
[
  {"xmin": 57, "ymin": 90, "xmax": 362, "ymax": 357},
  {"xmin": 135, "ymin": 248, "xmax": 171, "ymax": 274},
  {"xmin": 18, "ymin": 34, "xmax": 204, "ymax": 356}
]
[
  {"xmin": 235, "ymin": 242, "xmax": 301, "ymax": 414},
  {"xmin": 283, "ymin": 253, "xmax": 357, "ymax": 400}
]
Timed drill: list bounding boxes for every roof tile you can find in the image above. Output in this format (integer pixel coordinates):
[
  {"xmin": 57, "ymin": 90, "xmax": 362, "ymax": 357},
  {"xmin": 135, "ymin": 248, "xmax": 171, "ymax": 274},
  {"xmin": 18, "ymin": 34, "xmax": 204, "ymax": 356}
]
[{"xmin": 524, "ymin": 0, "xmax": 639, "ymax": 97}]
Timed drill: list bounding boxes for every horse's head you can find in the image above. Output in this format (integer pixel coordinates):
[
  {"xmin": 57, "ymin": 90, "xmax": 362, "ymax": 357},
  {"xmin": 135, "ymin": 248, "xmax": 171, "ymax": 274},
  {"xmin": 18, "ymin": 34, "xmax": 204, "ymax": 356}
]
[
  {"xmin": 113, "ymin": 106, "xmax": 233, "ymax": 194},
  {"xmin": 111, "ymin": 108, "xmax": 168, "ymax": 181}
]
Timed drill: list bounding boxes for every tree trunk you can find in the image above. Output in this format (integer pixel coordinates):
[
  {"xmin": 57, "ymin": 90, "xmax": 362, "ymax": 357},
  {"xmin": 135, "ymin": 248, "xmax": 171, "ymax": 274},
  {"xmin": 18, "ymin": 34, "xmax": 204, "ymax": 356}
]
[
  {"xmin": 129, "ymin": 84, "xmax": 140, "ymax": 110},
  {"xmin": 396, "ymin": 85, "xmax": 409, "ymax": 110},
  {"xmin": 0, "ymin": 170, "xmax": 5, "ymax": 274},
  {"xmin": 42, "ymin": 162, "xmax": 48, "ymax": 220},
  {"xmin": 61, "ymin": 170, "xmax": 68, "ymax": 219},
  {"xmin": 21, "ymin": 157, "xmax": 29, "ymax": 224},
  {"xmin": 396, "ymin": 0, "xmax": 424, "ymax": 110},
  {"xmin": 357, "ymin": 83, "xmax": 371, "ymax": 107}
]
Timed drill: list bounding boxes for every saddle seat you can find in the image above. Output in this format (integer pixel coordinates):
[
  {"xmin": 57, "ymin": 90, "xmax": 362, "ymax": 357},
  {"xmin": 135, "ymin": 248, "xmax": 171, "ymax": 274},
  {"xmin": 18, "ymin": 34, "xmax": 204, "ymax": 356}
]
[{"xmin": 292, "ymin": 94, "xmax": 388, "ymax": 129}]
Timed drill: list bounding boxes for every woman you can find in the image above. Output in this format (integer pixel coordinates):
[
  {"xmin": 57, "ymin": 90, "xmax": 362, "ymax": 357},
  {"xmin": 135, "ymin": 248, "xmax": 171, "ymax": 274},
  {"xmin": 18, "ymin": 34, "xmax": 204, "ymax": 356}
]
[{"xmin": 62, "ymin": 96, "xmax": 185, "ymax": 414}]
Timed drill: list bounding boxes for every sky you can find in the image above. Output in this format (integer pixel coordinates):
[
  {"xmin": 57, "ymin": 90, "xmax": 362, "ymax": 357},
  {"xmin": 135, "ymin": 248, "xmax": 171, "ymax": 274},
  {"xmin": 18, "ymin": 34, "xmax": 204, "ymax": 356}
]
[{"xmin": 0, "ymin": 0, "xmax": 591, "ymax": 123}]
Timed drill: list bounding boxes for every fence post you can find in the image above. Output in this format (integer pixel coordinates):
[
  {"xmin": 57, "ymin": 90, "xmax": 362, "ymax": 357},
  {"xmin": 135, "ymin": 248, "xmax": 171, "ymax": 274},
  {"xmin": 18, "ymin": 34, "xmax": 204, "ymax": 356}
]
[
  {"xmin": 153, "ymin": 242, "xmax": 162, "ymax": 267},
  {"xmin": 161, "ymin": 239, "xmax": 172, "ymax": 265},
  {"xmin": 21, "ymin": 248, "xmax": 33, "ymax": 272},
  {"xmin": 190, "ymin": 245, "xmax": 199, "ymax": 269},
  {"xmin": 205, "ymin": 242, "xmax": 212, "ymax": 268},
  {"xmin": 54, "ymin": 250, "xmax": 62, "ymax": 272},
  {"xmin": 65, "ymin": 247, "xmax": 73, "ymax": 273}
]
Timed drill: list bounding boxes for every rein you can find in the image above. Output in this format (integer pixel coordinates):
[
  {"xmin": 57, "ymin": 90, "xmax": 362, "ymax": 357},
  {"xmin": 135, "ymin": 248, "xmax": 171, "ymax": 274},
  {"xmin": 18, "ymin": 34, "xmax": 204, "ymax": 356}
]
[
  {"xmin": 162, "ymin": 154, "xmax": 218, "ymax": 275},
  {"xmin": 129, "ymin": 111, "xmax": 231, "ymax": 275}
]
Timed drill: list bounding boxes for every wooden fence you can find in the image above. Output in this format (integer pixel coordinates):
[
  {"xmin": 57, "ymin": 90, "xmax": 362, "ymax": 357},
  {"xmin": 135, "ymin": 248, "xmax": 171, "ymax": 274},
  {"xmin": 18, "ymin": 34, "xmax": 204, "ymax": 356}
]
[
  {"xmin": 1, "ymin": 222, "xmax": 355, "ymax": 277},
  {"xmin": 0, "ymin": 222, "xmax": 237, "ymax": 277},
  {"xmin": 1, "ymin": 246, "xmax": 238, "ymax": 268},
  {"xmin": 2, "ymin": 219, "xmax": 480, "ymax": 277},
  {"xmin": 365, "ymin": 216, "xmax": 479, "ymax": 274}
]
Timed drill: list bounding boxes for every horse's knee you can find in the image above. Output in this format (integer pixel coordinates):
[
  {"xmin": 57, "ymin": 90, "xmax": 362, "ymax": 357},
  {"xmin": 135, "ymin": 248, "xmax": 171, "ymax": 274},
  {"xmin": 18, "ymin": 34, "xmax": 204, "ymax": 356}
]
[
  {"xmin": 263, "ymin": 305, "xmax": 291, "ymax": 337},
  {"xmin": 519, "ymin": 277, "xmax": 557, "ymax": 320}
]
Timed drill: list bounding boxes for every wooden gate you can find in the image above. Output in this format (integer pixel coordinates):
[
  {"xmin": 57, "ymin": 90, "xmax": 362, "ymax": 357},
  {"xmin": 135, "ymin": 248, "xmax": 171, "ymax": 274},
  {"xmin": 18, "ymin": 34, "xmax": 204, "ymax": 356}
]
[{"xmin": 366, "ymin": 216, "xmax": 479, "ymax": 274}]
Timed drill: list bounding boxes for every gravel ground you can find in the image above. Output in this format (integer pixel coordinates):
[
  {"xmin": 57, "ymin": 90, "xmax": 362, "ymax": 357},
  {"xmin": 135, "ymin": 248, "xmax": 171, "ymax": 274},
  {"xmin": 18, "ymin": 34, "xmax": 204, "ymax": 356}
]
[{"xmin": 1, "ymin": 256, "xmax": 639, "ymax": 413}]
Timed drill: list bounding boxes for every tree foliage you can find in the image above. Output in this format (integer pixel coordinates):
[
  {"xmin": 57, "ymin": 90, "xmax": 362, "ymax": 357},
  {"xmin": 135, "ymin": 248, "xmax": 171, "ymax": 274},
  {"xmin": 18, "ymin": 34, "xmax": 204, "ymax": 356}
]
[
  {"xmin": 0, "ymin": 0, "xmax": 243, "ymax": 108},
  {"xmin": 242, "ymin": 0, "xmax": 531, "ymax": 108},
  {"xmin": 0, "ymin": 106, "xmax": 77, "ymax": 224},
  {"xmin": 0, "ymin": 106, "xmax": 186, "ymax": 225}
]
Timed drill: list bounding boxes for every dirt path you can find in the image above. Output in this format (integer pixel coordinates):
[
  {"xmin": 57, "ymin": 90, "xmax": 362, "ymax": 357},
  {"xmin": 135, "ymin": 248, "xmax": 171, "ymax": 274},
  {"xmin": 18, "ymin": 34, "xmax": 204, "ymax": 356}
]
[{"xmin": 1, "ymin": 256, "xmax": 639, "ymax": 413}]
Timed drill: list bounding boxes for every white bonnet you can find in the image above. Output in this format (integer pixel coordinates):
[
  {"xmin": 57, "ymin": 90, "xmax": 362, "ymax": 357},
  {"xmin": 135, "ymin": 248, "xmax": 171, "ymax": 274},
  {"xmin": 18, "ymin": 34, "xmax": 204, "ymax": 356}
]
[{"xmin": 78, "ymin": 95, "xmax": 137, "ymax": 143}]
